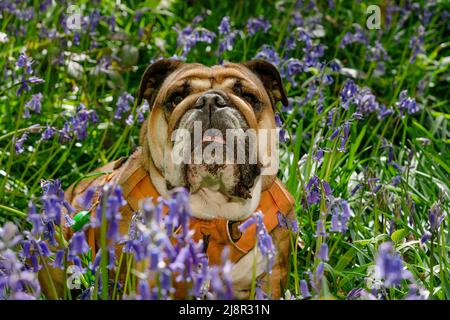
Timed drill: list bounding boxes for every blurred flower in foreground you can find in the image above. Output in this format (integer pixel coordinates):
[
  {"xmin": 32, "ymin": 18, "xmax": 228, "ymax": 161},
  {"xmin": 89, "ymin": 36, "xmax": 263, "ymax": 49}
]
[{"xmin": 239, "ymin": 211, "xmax": 275, "ymax": 273}]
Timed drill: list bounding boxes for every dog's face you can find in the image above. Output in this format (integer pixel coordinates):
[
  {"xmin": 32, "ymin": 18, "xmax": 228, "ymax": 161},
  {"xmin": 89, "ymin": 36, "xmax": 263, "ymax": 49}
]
[{"xmin": 138, "ymin": 59, "xmax": 287, "ymax": 220}]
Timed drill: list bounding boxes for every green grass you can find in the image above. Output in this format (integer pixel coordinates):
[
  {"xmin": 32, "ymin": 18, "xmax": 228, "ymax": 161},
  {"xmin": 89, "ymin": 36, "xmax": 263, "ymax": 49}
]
[{"xmin": 0, "ymin": 0, "xmax": 448, "ymax": 300}]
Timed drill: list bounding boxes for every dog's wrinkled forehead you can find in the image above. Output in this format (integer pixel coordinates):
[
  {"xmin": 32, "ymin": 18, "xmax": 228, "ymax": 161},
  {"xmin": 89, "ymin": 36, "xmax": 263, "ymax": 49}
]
[
  {"xmin": 137, "ymin": 59, "xmax": 288, "ymax": 110},
  {"xmin": 157, "ymin": 63, "xmax": 267, "ymax": 102}
]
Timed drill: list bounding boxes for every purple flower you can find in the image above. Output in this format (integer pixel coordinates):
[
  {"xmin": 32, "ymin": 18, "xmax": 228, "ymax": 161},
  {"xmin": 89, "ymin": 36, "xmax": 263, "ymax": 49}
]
[
  {"xmin": 420, "ymin": 231, "xmax": 432, "ymax": 245},
  {"xmin": 246, "ymin": 18, "xmax": 271, "ymax": 35},
  {"xmin": 428, "ymin": 202, "xmax": 444, "ymax": 232},
  {"xmin": 69, "ymin": 232, "xmax": 90, "ymax": 257},
  {"xmin": 330, "ymin": 207, "xmax": 340, "ymax": 232},
  {"xmin": 315, "ymin": 219, "xmax": 327, "ymax": 238},
  {"xmin": 391, "ymin": 175, "xmax": 401, "ymax": 187},
  {"xmin": 53, "ymin": 249, "xmax": 65, "ymax": 269},
  {"xmin": 350, "ymin": 183, "xmax": 362, "ymax": 196},
  {"xmin": 283, "ymin": 58, "xmax": 303, "ymax": 87},
  {"xmin": 340, "ymin": 80, "xmax": 358, "ymax": 110},
  {"xmin": 300, "ymin": 279, "xmax": 311, "ymax": 298},
  {"xmin": 396, "ymin": 90, "xmax": 420, "ymax": 115},
  {"xmin": 115, "ymin": 92, "xmax": 134, "ymax": 120},
  {"xmin": 92, "ymin": 184, "xmax": 125, "ymax": 243},
  {"xmin": 338, "ymin": 122, "xmax": 350, "ymax": 152},
  {"xmin": 340, "ymin": 200, "xmax": 351, "ymax": 234},
  {"xmin": 78, "ymin": 187, "xmax": 95, "ymax": 210},
  {"xmin": 322, "ymin": 180, "xmax": 332, "ymax": 197},
  {"xmin": 41, "ymin": 124, "xmax": 56, "ymax": 141},
  {"xmin": 409, "ymin": 25, "xmax": 425, "ymax": 63},
  {"xmin": 254, "ymin": 45, "xmax": 281, "ymax": 66},
  {"xmin": 329, "ymin": 60, "xmax": 340, "ymax": 72},
  {"xmin": 174, "ymin": 22, "xmax": 216, "ymax": 59},
  {"xmin": 339, "ymin": 24, "xmax": 368, "ymax": 48},
  {"xmin": 125, "ymin": 114, "xmax": 134, "ymax": 126},
  {"xmin": 137, "ymin": 100, "xmax": 150, "ymax": 123},
  {"xmin": 355, "ymin": 88, "xmax": 379, "ymax": 115},
  {"xmin": 14, "ymin": 133, "xmax": 28, "ymax": 154},
  {"xmin": 318, "ymin": 243, "xmax": 329, "ymax": 262},
  {"xmin": 277, "ymin": 212, "xmax": 299, "ymax": 233},
  {"xmin": 137, "ymin": 280, "xmax": 151, "ymax": 300},
  {"xmin": 314, "ymin": 148, "xmax": 324, "ymax": 161},
  {"xmin": 239, "ymin": 211, "xmax": 276, "ymax": 272},
  {"xmin": 218, "ymin": 16, "xmax": 231, "ymax": 35},
  {"xmin": 375, "ymin": 242, "xmax": 406, "ymax": 287},
  {"xmin": 23, "ymin": 93, "xmax": 43, "ymax": 118},
  {"xmin": 305, "ymin": 176, "xmax": 321, "ymax": 206}
]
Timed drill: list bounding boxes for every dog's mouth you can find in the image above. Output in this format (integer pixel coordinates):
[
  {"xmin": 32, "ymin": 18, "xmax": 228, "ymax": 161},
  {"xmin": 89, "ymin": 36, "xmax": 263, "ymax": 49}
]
[{"xmin": 170, "ymin": 93, "xmax": 261, "ymax": 199}]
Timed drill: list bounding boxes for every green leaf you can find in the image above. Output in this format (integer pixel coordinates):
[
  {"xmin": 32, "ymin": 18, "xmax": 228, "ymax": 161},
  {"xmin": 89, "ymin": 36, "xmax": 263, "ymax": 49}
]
[{"xmin": 391, "ymin": 229, "xmax": 409, "ymax": 243}]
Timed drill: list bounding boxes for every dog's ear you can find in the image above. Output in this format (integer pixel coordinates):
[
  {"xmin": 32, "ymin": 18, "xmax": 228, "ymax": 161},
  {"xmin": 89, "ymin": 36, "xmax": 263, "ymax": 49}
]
[
  {"xmin": 137, "ymin": 59, "xmax": 183, "ymax": 107},
  {"xmin": 243, "ymin": 60, "xmax": 288, "ymax": 108}
]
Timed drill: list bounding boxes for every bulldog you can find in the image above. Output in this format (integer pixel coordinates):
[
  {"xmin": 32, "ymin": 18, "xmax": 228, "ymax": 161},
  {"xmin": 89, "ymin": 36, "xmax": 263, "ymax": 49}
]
[{"xmin": 40, "ymin": 59, "xmax": 295, "ymax": 299}]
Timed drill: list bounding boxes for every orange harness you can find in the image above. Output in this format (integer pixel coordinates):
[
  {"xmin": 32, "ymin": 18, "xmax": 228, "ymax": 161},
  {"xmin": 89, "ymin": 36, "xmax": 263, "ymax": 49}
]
[{"xmin": 82, "ymin": 158, "xmax": 294, "ymax": 265}]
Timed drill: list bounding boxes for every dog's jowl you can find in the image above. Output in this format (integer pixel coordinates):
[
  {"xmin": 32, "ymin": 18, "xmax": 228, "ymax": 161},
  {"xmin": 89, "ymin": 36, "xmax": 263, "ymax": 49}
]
[{"xmin": 40, "ymin": 59, "xmax": 295, "ymax": 299}]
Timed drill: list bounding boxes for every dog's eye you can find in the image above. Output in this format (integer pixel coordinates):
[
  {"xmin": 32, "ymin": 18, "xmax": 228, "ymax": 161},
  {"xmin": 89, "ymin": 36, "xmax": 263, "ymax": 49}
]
[
  {"xmin": 243, "ymin": 93, "xmax": 261, "ymax": 110},
  {"xmin": 166, "ymin": 93, "xmax": 184, "ymax": 110}
]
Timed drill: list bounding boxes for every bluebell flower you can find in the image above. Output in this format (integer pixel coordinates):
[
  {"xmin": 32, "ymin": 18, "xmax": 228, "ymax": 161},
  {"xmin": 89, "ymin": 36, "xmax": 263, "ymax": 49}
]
[
  {"xmin": 330, "ymin": 207, "xmax": 340, "ymax": 232},
  {"xmin": 14, "ymin": 133, "xmax": 28, "ymax": 154},
  {"xmin": 355, "ymin": 88, "xmax": 379, "ymax": 115},
  {"xmin": 420, "ymin": 231, "xmax": 432, "ymax": 245},
  {"xmin": 350, "ymin": 183, "xmax": 362, "ymax": 196},
  {"xmin": 314, "ymin": 148, "xmax": 324, "ymax": 161},
  {"xmin": 23, "ymin": 93, "xmax": 43, "ymax": 118},
  {"xmin": 340, "ymin": 80, "xmax": 358, "ymax": 110},
  {"xmin": 218, "ymin": 16, "xmax": 231, "ymax": 35},
  {"xmin": 125, "ymin": 114, "xmax": 134, "ymax": 126},
  {"xmin": 283, "ymin": 58, "xmax": 303, "ymax": 87},
  {"xmin": 340, "ymin": 200, "xmax": 351, "ymax": 234},
  {"xmin": 315, "ymin": 219, "xmax": 328, "ymax": 237},
  {"xmin": 53, "ymin": 249, "xmax": 65, "ymax": 269},
  {"xmin": 78, "ymin": 187, "xmax": 95, "ymax": 210},
  {"xmin": 375, "ymin": 242, "xmax": 407, "ymax": 287},
  {"xmin": 305, "ymin": 176, "xmax": 320, "ymax": 206},
  {"xmin": 137, "ymin": 280, "xmax": 151, "ymax": 300},
  {"xmin": 174, "ymin": 21, "xmax": 216, "ymax": 60},
  {"xmin": 300, "ymin": 279, "xmax": 311, "ymax": 298},
  {"xmin": 277, "ymin": 212, "xmax": 299, "ymax": 233},
  {"xmin": 391, "ymin": 175, "xmax": 401, "ymax": 186},
  {"xmin": 239, "ymin": 211, "xmax": 275, "ymax": 272},
  {"xmin": 396, "ymin": 90, "xmax": 420, "ymax": 114},
  {"xmin": 409, "ymin": 25, "xmax": 425, "ymax": 63},
  {"xmin": 137, "ymin": 100, "xmax": 150, "ymax": 123},
  {"xmin": 40, "ymin": 124, "xmax": 56, "ymax": 141},
  {"xmin": 254, "ymin": 45, "xmax": 281, "ymax": 66},
  {"xmin": 329, "ymin": 60, "xmax": 340, "ymax": 72},
  {"xmin": 322, "ymin": 180, "xmax": 332, "ymax": 197},
  {"xmin": 339, "ymin": 24, "xmax": 368, "ymax": 48},
  {"xmin": 338, "ymin": 122, "xmax": 350, "ymax": 152},
  {"xmin": 69, "ymin": 232, "xmax": 90, "ymax": 257},
  {"xmin": 246, "ymin": 17, "xmax": 271, "ymax": 35},
  {"xmin": 115, "ymin": 92, "xmax": 135, "ymax": 120},
  {"xmin": 318, "ymin": 243, "xmax": 329, "ymax": 262},
  {"xmin": 92, "ymin": 184, "xmax": 125, "ymax": 243},
  {"xmin": 428, "ymin": 202, "xmax": 444, "ymax": 231}
]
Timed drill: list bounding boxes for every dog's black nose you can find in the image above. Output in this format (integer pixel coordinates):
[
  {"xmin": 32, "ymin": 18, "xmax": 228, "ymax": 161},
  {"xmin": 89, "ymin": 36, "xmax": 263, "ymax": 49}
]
[{"xmin": 195, "ymin": 93, "xmax": 227, "ymax": 110}]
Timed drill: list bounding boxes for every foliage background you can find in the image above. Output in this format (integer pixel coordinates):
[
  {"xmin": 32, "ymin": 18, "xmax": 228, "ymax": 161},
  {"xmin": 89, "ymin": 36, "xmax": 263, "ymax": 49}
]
[{"xmin": 0, "ymin": 0, "xmax": 449, "ymax": 299}]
